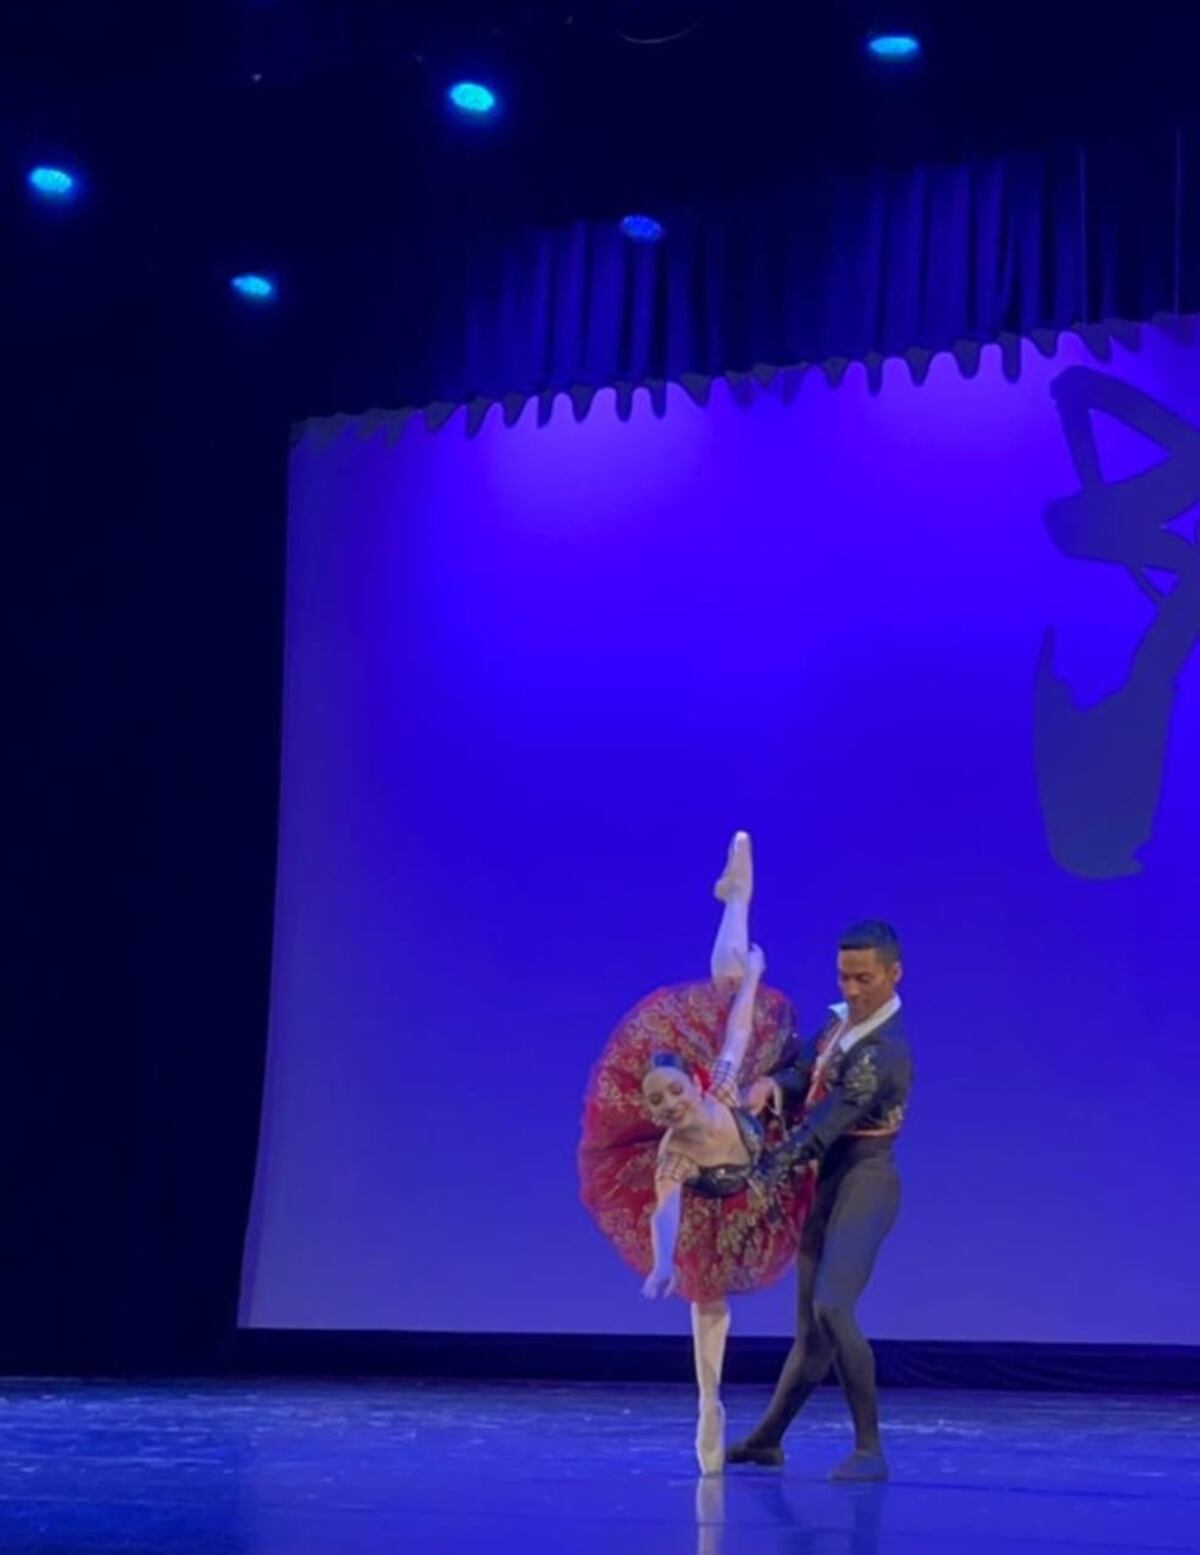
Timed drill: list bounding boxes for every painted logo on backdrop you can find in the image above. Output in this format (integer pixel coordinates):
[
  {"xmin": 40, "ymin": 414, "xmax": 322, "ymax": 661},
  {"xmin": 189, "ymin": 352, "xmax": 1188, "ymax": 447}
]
[{"xmin": 1036, "ymin": 366, "xmax": 1200, "ymax": 878}]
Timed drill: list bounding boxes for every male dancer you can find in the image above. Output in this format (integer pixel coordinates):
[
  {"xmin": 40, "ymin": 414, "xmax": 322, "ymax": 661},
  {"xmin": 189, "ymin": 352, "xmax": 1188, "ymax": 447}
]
[{"xmin": 728, "ymin": 920, "xmax": 912, "ymax": 1481}]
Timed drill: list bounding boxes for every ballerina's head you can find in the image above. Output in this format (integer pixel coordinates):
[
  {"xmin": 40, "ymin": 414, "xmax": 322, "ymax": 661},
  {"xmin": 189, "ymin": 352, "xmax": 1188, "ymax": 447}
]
[{"xmin": 642, "ymin": 1052, "xmax": 706, "ymax": 1130}]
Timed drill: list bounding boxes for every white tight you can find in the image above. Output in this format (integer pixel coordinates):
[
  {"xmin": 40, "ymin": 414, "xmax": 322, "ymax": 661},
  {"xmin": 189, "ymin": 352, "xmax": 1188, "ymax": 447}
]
[
  {"xmin": 692, "ymin": 1297, "xmax": 731, "ymax": 1472},
  {"xmin": 709, "ymin": 894, "xmax": 749, "ymax": 983}
]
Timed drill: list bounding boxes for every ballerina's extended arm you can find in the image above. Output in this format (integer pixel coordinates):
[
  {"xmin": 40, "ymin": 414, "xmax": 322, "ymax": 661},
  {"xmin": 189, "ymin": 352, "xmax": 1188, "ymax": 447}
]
[
  {"xmin": 709, "ymin": 945, "xmax": 765, "ymax": 1106},
  {"xmin": 643, "ymin": 1174, "xmax": 683, "ymax": 1298}
]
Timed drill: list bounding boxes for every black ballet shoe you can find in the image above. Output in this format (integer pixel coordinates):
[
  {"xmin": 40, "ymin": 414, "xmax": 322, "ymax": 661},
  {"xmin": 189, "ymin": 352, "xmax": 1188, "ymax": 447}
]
[
  {"xmin": 830, "ymin": 1448, "xmax": 888, "ymax": 1482},
  {"xmin": 725, "ymin": 1438, "xmax": 784, "ymax": 1467}
]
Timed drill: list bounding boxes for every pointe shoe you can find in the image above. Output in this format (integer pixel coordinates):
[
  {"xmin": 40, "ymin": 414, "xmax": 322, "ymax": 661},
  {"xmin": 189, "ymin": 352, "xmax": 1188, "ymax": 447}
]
[
  {"xmin": 696, "ymin": 1400, "xmax": 726, "ymax": 1475},
  {"xmin": 713, "ymin": 831, "xmax": 753, "ymax": 904}
]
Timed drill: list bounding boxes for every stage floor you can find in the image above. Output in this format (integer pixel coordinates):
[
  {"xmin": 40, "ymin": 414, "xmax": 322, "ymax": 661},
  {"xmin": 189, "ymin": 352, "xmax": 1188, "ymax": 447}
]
[{"xmin": 0, "ymin": 1379, "xmax": 1197, "ymax": 1553}]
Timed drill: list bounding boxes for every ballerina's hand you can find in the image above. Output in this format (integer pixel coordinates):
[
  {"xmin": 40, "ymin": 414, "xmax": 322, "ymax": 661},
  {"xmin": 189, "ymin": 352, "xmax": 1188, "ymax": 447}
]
[
  {"xmin": 744, "ymin": 1077, "xmax": 775, "ymax": 1115},
  {"xmin": 642, "ymin": 1267, "xmax": 677, "ymax": 1299},
  {"xmin": 735, "ymin": 943, "xmax": 767, "ymax": 979}
]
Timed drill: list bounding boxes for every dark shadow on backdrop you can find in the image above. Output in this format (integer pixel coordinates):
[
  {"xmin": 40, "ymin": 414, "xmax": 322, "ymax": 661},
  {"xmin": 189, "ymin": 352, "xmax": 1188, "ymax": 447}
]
[{"xmin": 1036, "ymin": 365, "xmax": 1200, "ymax": 878}]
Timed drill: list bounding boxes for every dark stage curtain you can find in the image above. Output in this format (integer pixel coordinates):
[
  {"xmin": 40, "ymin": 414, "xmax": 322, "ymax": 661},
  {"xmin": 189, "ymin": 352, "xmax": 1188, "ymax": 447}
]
[
  {"xmin": 431, "ymin": 127, "xmax": 1200, "ymax": 414},
  {"xmin": 3, "ymin": 268, "xmax": 288, "ymax": 1373}
]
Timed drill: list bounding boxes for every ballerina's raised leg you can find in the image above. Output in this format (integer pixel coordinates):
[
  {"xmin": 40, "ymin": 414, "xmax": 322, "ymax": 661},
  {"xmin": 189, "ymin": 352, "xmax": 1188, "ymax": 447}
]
[{"xmin": 710, "ymin": 830, "xmax": 752, "ymax": 983}]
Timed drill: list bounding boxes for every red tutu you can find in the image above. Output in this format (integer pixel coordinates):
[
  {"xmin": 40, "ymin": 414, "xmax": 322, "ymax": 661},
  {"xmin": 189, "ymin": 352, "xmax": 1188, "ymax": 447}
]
[{"xmin": 578, "ymin": 981, "xmax": 812, "ymax": 1304}]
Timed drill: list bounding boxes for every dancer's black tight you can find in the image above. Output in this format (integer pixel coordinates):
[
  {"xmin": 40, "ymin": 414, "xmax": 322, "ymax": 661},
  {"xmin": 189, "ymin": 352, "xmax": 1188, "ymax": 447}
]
[{"xmin": 748, "ymin": 1153, "xmax": 900, "ymax": 1451}]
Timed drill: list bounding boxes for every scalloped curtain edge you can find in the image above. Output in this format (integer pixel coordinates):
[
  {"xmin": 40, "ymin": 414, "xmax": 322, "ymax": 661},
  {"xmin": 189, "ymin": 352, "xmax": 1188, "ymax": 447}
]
[{"xmin": 291, "ymin": 312, "xmax": 1198, "ymax": 450}]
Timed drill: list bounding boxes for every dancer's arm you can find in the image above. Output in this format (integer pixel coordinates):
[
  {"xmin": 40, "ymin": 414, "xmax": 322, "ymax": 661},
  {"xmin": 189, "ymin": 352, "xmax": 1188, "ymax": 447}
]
[
  {"xmin": 750, "ymin": 1008, "xmax": 847, "ymax": 1115},
  {"xmin": 643, "ymin": 1174, "xmax": 684, "ymax": 1298},
  {"xmin": 710, "ymin": 945, "xmax": 765, "ymax": 1105},
  {"xmin": 745, "ymin": 1027, "xmax": 820, "ymax": 1117},
  {"xmin": 772, "ymin": 1017, "xmax": 834, "ymax": 1105},
  {"xmin": 764, "ymin": 1040, "xmax": 901, "ymax": 1173}
]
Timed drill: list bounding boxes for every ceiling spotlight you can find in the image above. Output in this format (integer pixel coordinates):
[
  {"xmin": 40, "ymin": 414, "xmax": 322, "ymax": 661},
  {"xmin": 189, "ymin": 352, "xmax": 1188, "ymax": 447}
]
[
  {"xmin": 620, "ymin": 213, "xmax": 665, "ymax": 243},
  {"xmin": 866, "ymin": 32, "xmax": 922, "ymax": 62},
  {"xmin": 448, "ymin": 80, "xmax": 499, "ymax": 115},
  {"xmin": 231, "ymin": 273, "xmax": 277, "ymax": 302},
  {"xmin": 28, "ymin": 166, "xmax": 78, "ymax": 200}
]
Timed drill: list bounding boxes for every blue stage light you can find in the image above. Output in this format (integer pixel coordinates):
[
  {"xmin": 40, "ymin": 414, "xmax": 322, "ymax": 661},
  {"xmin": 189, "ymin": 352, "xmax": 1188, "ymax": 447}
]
[
  {"xmin": 867, "ymin": 32, "xmax": 922, "ymax": 61},
  {"xmin": 448, "ymin": 81, "xmax": 498, "ymax": 115},
  {"xmin": 231, "ymin": 273, "xmax": 276, "ymax": 302},
  {"xmin": 28, "ymin": 166, "xmax": 77, "ymax": 200},
  {"xmin": 620, "ymin": 213, "xmax": 665, "ymax": 243}
]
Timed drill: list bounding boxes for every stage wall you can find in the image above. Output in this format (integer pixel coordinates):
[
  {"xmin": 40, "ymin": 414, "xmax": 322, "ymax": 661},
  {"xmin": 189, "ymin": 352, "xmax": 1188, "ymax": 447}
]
[{"xmin": 241, "ymin": 326, "xmax": 1200, "ymax": 1342}]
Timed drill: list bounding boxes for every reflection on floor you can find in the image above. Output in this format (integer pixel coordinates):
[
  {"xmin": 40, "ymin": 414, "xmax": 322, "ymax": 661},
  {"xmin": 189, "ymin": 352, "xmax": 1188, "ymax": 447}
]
[{"xmin": 1, "ymin": 1378, "xmax": 1197, "ymax": 1553}]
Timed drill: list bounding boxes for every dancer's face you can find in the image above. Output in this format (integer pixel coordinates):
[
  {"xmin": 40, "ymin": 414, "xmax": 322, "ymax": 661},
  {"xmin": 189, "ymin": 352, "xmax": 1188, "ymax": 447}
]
[
  {"xmin": 837, "ymin": 948, "xmax": 901, "ymax": 1026},
  {"xmin": 642, "ymin": 1067, "xmax": 699, "ymax": 1128}
]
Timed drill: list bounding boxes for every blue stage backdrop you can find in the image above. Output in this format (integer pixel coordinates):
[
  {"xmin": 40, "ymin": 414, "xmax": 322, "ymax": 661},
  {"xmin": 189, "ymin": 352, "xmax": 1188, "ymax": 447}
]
[{"xmin": 241, "ymin": 325, "xmax": 1200, "ymax": 1343}]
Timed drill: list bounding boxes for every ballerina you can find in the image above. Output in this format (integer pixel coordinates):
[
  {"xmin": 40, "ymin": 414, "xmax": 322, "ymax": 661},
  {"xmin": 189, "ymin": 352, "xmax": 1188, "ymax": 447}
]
[{"xmin": 578, "ymin": 833, "xmax": 812, "ymax": 1473}]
